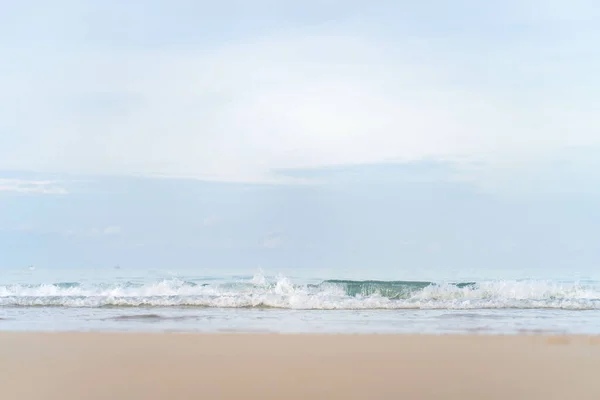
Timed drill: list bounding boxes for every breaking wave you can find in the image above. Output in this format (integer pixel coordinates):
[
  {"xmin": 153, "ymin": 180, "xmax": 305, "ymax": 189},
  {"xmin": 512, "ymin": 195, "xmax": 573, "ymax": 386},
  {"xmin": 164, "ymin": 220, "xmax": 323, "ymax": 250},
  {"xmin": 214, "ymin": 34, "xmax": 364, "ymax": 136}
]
[{"xmin": 1, "ymin": 275, "xmax": 599, "ymax": 310}]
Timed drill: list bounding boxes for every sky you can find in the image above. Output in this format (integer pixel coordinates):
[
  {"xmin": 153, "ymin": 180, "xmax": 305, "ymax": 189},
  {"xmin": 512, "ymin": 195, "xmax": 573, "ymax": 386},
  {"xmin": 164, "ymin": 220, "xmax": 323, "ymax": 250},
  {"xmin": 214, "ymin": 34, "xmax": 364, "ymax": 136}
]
[{"xmin": 1, "ymin": 1, "xmax": 599, "ymax": 279}]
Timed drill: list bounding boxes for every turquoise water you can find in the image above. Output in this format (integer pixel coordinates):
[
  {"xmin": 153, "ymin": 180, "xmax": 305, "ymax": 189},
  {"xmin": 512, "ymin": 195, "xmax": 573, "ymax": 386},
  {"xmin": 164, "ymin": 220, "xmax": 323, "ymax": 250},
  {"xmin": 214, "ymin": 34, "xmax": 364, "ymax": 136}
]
[{"xmin": 1, "ymin": 267, "xmax": 599, "ymax": 334}]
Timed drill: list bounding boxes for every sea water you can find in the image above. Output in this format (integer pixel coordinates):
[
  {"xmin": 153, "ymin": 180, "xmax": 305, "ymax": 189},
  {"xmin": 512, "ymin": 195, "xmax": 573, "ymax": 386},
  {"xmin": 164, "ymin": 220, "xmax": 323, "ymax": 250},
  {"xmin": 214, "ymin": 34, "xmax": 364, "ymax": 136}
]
[{"xmin": 1, "ymin": 267, "xmax": 599, "ymax": 334}]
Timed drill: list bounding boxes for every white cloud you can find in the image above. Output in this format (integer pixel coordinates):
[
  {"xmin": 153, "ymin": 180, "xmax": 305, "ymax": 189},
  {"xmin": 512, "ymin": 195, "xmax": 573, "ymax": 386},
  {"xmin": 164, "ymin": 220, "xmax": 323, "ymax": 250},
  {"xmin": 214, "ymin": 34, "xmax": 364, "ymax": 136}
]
[
  {"xmin": 81, "ymin": 226, "xmax": 122, "ymax": 238},
  {"xmin": 0, "ymin": 179, "xmax": 67, "ymax": 194},
  {"xmin": 203, "ymin": 216, "xmax": 220, "ymax": 227},
  {"xmin": 1, "ymin": 2, "xmax": 598, "ymax": 186},
  {"xmin": 262, "ymin": 232, "xmax": 283, "ymax": 249},
  {"xmin": 102, "ymin": 226, "xmax": 122, "ymax": 236}
]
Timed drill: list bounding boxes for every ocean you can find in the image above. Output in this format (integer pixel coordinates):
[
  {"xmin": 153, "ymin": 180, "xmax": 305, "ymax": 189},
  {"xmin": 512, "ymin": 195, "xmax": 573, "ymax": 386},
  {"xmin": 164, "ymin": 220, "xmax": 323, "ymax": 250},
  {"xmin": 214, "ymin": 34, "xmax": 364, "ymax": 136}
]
[{"xmin": 1, "ymin": 267, "xmax": 600, "ymax": 334}]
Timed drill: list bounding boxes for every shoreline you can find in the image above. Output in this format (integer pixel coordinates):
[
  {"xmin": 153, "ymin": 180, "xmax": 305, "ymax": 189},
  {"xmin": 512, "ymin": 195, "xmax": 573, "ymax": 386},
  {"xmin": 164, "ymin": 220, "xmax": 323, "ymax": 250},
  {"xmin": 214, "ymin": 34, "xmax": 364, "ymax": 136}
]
[{"xmin": 1, "ymin": 333, "xmax": 599, "ymax": 399}]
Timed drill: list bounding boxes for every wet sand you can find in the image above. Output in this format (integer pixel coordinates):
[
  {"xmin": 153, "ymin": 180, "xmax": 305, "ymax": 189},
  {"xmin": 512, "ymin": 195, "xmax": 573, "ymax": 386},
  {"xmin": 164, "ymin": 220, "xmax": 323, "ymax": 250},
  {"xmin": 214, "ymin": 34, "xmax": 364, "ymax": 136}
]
[{"xmin": 1, "ymin": 333, "xmax": 599, "ymax": 399}]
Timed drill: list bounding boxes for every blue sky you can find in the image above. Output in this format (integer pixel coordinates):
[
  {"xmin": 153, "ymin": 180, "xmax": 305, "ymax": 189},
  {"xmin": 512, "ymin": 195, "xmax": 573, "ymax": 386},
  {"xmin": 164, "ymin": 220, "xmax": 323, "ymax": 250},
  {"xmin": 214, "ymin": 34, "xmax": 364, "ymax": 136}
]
[{"xmin": 1, "ymin": 1, "xmax": 599, "ymax": 279}]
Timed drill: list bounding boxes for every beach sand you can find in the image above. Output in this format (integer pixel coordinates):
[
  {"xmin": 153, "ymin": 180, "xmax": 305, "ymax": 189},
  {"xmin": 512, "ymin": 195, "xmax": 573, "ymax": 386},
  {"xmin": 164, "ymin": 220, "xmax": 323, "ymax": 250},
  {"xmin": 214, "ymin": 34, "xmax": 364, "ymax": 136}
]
[{"xmin": 1, "ymin": 333, "xmax": 599, "ymax": 400}]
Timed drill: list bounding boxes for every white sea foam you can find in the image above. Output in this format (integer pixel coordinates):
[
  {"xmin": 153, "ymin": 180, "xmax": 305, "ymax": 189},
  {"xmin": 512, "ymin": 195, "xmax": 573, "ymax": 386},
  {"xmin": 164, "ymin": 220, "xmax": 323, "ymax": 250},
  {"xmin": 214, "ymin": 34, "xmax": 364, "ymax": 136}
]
[{"xmin": 0, "ymin": 275, "xmax": 599, "ymax": 310}]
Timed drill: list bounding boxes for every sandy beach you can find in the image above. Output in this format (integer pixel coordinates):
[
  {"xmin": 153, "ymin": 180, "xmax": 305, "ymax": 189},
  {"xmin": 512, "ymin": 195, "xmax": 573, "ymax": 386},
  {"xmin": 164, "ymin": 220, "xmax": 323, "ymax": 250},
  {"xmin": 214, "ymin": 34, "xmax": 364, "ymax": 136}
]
[{"xmin": 0, "ymin": 333, "xmax": 599, "ymax": 400}]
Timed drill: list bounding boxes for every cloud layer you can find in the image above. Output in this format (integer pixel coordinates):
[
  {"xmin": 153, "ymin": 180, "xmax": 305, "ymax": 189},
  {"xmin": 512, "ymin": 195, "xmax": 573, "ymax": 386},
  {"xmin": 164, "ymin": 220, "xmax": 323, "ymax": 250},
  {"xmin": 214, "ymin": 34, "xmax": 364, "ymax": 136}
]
[
  {"xmin": 0, "ymin": 179, "xmax": 67, "ymax": 195},
  {"xmin": 1, "ymin": 1, "xmax": 599, "ymax": 183}
]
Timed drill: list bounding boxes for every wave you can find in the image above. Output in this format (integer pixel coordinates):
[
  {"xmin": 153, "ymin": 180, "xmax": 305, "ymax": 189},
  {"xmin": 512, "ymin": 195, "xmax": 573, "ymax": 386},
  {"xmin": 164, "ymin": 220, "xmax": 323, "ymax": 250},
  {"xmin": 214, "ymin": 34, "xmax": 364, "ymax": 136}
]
[{"xmin": 0, "ymin": 275, "xmax": 599, "ymax": 310}]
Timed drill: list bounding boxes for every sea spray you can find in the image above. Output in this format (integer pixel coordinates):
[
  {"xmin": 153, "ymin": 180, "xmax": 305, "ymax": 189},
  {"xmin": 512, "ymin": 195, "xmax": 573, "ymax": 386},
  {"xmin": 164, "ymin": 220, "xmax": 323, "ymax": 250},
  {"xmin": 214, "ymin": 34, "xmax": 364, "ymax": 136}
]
[{"xmin": 1, "ymin": 273, "xmax": 599, "ymax": 310}]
